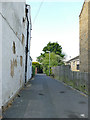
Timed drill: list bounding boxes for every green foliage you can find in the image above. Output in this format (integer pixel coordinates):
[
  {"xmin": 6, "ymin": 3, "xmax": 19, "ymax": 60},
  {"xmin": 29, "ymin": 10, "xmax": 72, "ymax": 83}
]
[
  {"xmin": 32, "ymin": 62, "xmax": 43, "ymax": 73},
  {"xmin": 42, "ymin": 52, "xmax": 64, "ymax": 67},
  {"xmin": 32, "ymin": 65, "xmax": 35, "ymax": 77},
  {"xmin": 32, "ymin": 62, "xmax": 40, "ymax": 67},
  {"xmin": 56, "ymin": 76, "xmax": 88, "ymax": 95},
  {"xmin": 37, "ymin": 42, "xmax": 65, "ymax": 76},
  {"xmin": 43, "ymin": 42, "xmax": 65, "ymax": 57}
]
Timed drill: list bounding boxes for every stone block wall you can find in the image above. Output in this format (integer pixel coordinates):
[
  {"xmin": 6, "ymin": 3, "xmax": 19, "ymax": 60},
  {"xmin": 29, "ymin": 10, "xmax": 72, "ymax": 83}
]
[
  {"xmin": 79, "ymin": 1, "xmax": 88, "ymax": 72},
  {"xmin": 79, "ymin": 0, "xmax": 90, "ymax": 73},
  {"xmin": 88, "ymin": 1, "xmax": 90, "ymax": 73}
]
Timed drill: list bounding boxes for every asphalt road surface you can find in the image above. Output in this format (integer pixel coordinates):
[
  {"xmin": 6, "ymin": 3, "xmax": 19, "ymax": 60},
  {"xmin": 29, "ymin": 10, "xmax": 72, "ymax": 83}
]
[{"xmin": 3, "ymin": 74, "xmax": 88, "ymax": 118}]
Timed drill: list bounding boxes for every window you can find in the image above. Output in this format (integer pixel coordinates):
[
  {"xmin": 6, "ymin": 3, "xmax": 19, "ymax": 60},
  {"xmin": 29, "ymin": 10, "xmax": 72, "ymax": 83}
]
[{"xmin": 77, "ymin": 64, "xmax": 79, "ymax": 70}]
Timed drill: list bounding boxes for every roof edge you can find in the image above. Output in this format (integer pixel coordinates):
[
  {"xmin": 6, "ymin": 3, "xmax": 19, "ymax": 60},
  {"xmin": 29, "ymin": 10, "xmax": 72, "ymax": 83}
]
[
  {"xmin": 79, "ymin": 0, "xmax": 86, "ymax": 17},
  {"xmin": 66, "ymin": 55, "xmax": 79, "ymax": 63}
]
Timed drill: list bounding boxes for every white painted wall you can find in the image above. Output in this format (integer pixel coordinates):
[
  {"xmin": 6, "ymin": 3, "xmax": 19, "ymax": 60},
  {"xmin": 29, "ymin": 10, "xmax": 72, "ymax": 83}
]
[
  {"xmin": 1, "ymin": 2, "xmax": 32, "ymax": 107},
  {"xmin": 27, "ymin": 56, "xmax": 32, "ymax": 80},
  {"xmin": 26, "ymin": 5, "xmax": 32, "ymax": 81},
  {"xmin": 0, "ymin": 2, "xmax": 32, "ymax": 107},
  {"xmin": 0, "ymin": 2, "xmax": 2, "ymax": 115},
  {"xmin": 29, "ymin": 58, "xmax": 32, "ymax": 79}
]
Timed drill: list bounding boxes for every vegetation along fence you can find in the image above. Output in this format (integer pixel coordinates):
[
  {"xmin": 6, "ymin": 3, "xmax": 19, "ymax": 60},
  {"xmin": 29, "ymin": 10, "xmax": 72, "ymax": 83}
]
[{"xmin": 52, "ymin": 65, "xmax": 88, "ymax": 94}]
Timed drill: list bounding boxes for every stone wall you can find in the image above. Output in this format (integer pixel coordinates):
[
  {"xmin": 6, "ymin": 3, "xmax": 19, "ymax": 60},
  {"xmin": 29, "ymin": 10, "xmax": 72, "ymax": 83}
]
[
  {"xmin": 88, "ymin": 1, "xmax": 90, "ymax": 73},
  {"xmin": 52, "ymin": 65, "xmax": 88, "ymax": 94},
  {"xmin": 79, "ymin": 0, "xmax": 90, "ymax": 73}
]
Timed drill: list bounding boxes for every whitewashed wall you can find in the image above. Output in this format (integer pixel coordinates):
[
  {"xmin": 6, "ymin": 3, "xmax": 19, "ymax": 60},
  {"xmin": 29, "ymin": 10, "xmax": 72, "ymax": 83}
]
[
  {"xmin": 29, "ymin": 58, "xmax": 32, "ymax": 79},
  {"xmin": 26, "ymin": 5, "xmax": 32, "ymax": 81},
  {"xmin": 0, "ymin": 2, "xmax": 32, "ymax": 108},
  {"xmin": 27, "ymin": 57, "xmax": 32, "ymax": 81},
  {"xmin": 0, "ymin": 2, "xmax": 2, "ymax": 116},
  {"xmin": 1, "ymin": 2, "xmax": 26, "ymax": 106}
]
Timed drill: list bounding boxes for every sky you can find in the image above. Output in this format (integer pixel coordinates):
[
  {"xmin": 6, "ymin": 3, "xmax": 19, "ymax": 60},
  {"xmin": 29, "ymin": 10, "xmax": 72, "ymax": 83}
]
[{"xmin": 26, "ymin": 0, "xmax": 84, "ymax": 61}]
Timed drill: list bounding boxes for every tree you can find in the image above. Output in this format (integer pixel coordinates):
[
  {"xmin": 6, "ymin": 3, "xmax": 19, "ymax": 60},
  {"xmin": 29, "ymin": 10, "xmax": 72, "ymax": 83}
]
[
  {"xmin": 32, "ymin": 62, "xmax": 43, "ymax": 73},
  {"xmin": 43, "ymin": 42, "xmax": 64, "ymax": 57},
  {"xmin": 42, "ymin": 52, "xmax": 64, "ymax": 75},
  {"xmin": 37, "ymin": 42, "xmax": 65, "ymax": 75}
]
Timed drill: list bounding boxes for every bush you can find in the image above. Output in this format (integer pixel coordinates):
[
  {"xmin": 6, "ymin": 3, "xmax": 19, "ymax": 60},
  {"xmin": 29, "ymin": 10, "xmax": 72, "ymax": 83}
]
[
  {"xmin": 44, "ymin": 68, "xmax": 52, "ymax": 76},
  {"xmin": 32, "ymin": 65, "xmax": 35, "ymax": 77},
  {"xmin": 32, "ymin": 62, "xmax": 43, "ymax": 73},
  {"xmin": 45, "ymin": 69, "xmax": 49, "ymax": 76}
]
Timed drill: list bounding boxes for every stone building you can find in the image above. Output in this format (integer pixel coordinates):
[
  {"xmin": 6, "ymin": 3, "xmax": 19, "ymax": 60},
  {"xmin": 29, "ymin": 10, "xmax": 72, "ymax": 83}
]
[
  {"xmin": 79, "ymin": 0, "xmax": 90, "ymax": 72},
  {"xmin": 0, "ymin": 2, "xmax": 32, "ymax": 110}
]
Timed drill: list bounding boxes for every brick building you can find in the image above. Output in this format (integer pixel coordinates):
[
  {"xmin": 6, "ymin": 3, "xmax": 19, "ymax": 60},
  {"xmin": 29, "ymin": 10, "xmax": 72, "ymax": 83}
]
[{"xmin": 79, "ymin": 0, "xmax": 90, "ymax": 72}]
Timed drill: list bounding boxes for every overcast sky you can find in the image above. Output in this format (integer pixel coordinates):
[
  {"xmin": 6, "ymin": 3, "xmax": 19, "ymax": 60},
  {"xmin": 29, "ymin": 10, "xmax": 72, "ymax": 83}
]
[{"xmin": 26, "ymin": 0, "xmax": 84, "ymax": 61}]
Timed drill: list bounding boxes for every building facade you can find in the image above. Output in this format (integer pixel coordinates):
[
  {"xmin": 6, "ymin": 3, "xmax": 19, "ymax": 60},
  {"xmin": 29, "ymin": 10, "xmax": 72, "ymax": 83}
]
[
  {"xmin": 79, "ymin": 0, "xmax": 90, "ymax": 72},
  {"xmin": 0, "ymin": 2, "xmax": 32, "ymax": 109},
  {"xmin": 65, "ymin": 56, "xmax": 79, "ymax": 71},
  {"xmin": 25, "ymin": 4, "xmax": 32, "ymax": 83}
]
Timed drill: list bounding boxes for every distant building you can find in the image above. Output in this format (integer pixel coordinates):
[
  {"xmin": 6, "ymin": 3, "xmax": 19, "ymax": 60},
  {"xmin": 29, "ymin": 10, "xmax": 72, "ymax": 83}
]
[
  {"xmin": 65, "ymin": 56, "xmax": 79, "ymax": 71},
  {"xmin": 79, "ymin": 0, "xmax": 90, "ymax": 72}
]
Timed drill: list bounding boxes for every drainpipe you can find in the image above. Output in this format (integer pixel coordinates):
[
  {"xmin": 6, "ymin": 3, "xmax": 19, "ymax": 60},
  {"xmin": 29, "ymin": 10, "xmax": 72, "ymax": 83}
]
[{"xmin": 25, "ymin": 5, "xmax": 29, "ymax": 84}]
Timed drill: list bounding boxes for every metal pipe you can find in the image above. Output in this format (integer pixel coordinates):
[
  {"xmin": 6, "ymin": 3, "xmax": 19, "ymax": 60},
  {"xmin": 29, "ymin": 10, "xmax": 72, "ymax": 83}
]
[{"xmin": 25, "ymin": 5, "xmax": 29, "ymax": 84}]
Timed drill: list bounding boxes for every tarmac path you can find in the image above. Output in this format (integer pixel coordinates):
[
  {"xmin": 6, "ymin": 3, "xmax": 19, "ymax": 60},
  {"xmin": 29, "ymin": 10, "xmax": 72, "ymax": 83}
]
[{"xmin": 3, "ymin": 74, "xmax": 88, "ymax": 118}]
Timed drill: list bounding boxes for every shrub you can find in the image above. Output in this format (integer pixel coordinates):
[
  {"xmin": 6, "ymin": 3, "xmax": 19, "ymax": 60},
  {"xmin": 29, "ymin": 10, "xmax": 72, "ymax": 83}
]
[{"xmin": 32, "ymin": 65, "xmax": 35, "ymax": 77}]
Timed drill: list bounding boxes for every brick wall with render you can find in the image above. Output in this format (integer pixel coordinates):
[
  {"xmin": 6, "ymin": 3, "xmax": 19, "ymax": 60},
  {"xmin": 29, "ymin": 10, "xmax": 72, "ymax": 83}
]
[{"xmin": 79, "ymin": 0, "xmax": 88, "ymax": 72}]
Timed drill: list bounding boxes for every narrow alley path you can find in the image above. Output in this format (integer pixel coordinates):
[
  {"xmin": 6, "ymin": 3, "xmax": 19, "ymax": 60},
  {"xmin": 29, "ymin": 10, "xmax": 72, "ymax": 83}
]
[{"xmin": 3, "ymin": 74, "xmax": 88, "ymax": 118}]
